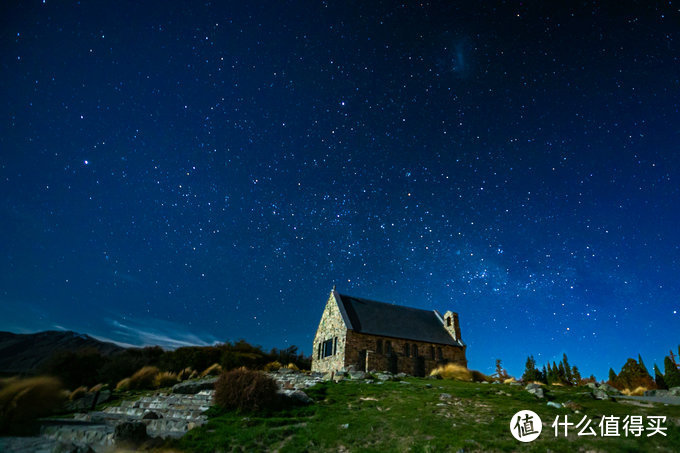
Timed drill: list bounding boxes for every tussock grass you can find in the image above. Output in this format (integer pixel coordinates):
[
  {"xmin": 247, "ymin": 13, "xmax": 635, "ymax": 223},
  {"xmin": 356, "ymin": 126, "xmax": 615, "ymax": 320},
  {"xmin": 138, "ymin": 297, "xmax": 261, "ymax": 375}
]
[
  {"xmin": 214, "ymin": 368, "xmax": 278, "ymax": 412},
  {"xmin": 621, "ymin": 386, "xmax": 648, "ymax": 396},
  {"xmin": 129, "ymin": 366, "xmax": 160, "ymax": 390},
  {"xmin": 0, "ymin": 376, "xmax": 64, "ymax": 433},
  {"xmin": 201, "ymin": 363, "xmax": 223, "ymax": 377},
  {"xmin": 69, "ymin": 386, "xmax": 88, "ymax": 400},
  {"xmin": 286, "ymin": 363, "xmax": 300, "ymax": 371},
  {"xmin": 154, "ymin": 371, "xmax": 180, "ymax": 389},
  {"xmin": 429, "ymin": 364, "xmax": 490, "ymax": 382},
  {"xmin": 264, "ymin": 361, "xmax": 283, "ymax": 372},
  {"xmin": 115, "ymin": 377, "xmax": 131, "ymax": 392}
]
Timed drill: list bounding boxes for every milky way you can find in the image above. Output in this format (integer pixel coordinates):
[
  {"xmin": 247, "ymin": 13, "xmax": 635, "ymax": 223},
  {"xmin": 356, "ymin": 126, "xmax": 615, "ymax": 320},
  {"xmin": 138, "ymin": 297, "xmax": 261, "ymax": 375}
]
[{"xmin": 1, "ymin": 1, "xmax": 678, "ymax": 377}]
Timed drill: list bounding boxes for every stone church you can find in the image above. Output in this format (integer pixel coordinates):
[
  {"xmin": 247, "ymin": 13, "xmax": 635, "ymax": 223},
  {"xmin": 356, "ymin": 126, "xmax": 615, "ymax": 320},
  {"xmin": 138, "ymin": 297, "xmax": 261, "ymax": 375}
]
[{"xmin": 311, "ymin": 288, "xmax": 467, "ymax": 376}]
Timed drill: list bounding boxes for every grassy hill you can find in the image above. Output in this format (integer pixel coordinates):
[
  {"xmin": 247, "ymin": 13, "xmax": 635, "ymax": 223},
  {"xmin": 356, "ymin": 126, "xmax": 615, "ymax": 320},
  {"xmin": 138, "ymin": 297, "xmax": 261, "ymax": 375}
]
[{"xmin": 177, "ymin": 377, "xmax": 680, "ymax": 452}]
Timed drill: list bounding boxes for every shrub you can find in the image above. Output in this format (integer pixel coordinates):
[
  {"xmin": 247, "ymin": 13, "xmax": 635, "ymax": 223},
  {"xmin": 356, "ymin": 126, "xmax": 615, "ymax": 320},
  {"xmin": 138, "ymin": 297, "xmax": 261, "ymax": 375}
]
[
  {"xmin": 115, "ymin": 378, "xmax": 131, "ymax": 392},
  {"xmin": 89, "ymin": 383, "xmax": 103, "ymax": 393},
  {"xmin": 69, "ymin": 386, "xmax": 88, "ymax": 401},
  {"xmin": 264, "ymin": 361, "xmax": 283, "ymax": 372},
  {"xmin": 429, "ymin": 364, "xmax": 489, "ymax": 382},
  {"xmin": 200, "ymin": 363, "xmax": 223, "ymax": 377},
  {"xmin": 0, "ymin": 376, "xmax": 65, "ymax": 433},
  {"xmin": 286, "ymin": 363, "xmax": 299, "ymax": 371},
  {"xmin": 129, "ymin": 366, "xmax": 160, "ymax": 390},
  {"xmin": 154, "ymin": 372, "xmax": 179, "ymax": 389},
  {"xmin": 214, "ymin": 368, "xmax": 279, "ymax": 412}
]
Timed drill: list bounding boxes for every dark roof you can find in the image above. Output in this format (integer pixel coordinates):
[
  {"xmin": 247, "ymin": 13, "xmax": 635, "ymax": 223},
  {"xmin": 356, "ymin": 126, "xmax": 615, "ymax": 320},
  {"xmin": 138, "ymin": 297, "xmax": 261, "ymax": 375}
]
[{"xmin": 335, "ymin": 293, "xmax": 461, "ymax": 346}]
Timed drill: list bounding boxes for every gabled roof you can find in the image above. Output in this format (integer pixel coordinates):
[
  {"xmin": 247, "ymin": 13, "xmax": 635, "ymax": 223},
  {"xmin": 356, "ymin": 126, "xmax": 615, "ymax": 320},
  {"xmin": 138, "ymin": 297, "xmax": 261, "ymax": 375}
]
[{"xmin": 334, "ymin": 292, "xmax": 463, "ymax": 347}]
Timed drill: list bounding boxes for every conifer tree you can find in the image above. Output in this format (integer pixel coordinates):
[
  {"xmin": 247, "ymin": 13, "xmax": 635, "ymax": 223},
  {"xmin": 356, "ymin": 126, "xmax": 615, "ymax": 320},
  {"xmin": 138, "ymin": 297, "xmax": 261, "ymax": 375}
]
[
  {"xmin": 562, "ymin": 353, "xmax": 573, "ymax": 384},
  {"xmin": 638, "ymin": 354, "xmax": 650, "ymax": 376},
  {"xmin": 558, "ymin": 362, "xmax": 566, "ymax": 383},
  {"xmin": 608, "ymin": 368, "xmax": 618, "ymax": 387},
  {"xmin": 541, "ymin": 365, "xmax": 548, "ymax": 384},
  {"xmin": 664, "ymin": 356, "xmax": 680, "ymax": 388},
  {"xmin": 654, "ymin": 363, "xmax": 667, "ymax": 390},
  {"xmin": 571, "ymin": 366, "xmax": 582, "ymax": 385}
]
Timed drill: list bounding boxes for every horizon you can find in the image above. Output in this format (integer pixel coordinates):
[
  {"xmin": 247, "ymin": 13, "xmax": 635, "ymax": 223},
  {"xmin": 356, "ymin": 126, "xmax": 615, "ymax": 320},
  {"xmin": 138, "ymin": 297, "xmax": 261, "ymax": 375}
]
[{"xmin": 2, "ymin": 2, "xmax": 679, "ymax": 381}]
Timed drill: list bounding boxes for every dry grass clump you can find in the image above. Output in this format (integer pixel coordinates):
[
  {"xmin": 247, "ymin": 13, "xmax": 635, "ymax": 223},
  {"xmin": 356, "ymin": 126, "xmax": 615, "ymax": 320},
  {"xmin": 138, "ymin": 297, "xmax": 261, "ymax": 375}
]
[
  {"xmin": 214, "ymin": 368, "xmax": 279, "ymax": 412},
  {"xmin": 429, "ymin": 364, "xmax": 489, "ymax": 382},
  {"xmin": 178, "ymin": 367, "xmax": 194, "ymax": 381},
  {"xmin": 129, "ymin": 366, "xmax": 160, "ymax": 390},
  {"xmin": 503, "ymin": 377, "xmax": 516, "ymax": 384},
  {"xmin": 0, "ymin": 376, "xmax": 65, "ymax": 432},
  {"xmin": 154, "ymin": 371, "xmax": 179, "ymax": 388},
  {"xmin": 89, "ymin": 383, "xmax": 104, "ymax": 393},
  {"xmin": 69, "ymin": 386, "xmax": 88, "ymax": 400},
  {"xmin": 264, "ymin": 361, "xmax": 283, "ymax": 372},
  {"xmin": 115, "ymin": 378, "xmax": 131, "ymax": 392},
  {"xmin": 621, "ymin": 386, "xmax": 648, "ymax": 396},
  {"xmin": 201, "ymin": 363, "xmax": 223, "ymax": 377},
  {"xmin": 286, "ymin": 363, "xmax": 300, "ymax": 371}
]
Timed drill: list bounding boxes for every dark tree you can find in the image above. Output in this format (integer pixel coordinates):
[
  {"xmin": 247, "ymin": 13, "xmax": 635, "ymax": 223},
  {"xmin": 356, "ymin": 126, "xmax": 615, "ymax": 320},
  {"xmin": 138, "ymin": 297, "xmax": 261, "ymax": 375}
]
[
  {"xmin": 664, "ymin": 356, "xmax": 680, "ymax": 388},
  {"xmin": 654, "ymin": 363, "xmax": 667, "ymax": 390}
]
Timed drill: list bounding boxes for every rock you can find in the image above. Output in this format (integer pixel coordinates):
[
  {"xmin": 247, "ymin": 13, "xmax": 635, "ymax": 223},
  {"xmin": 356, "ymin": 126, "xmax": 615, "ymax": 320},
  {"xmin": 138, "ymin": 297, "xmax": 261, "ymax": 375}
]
[
  {"xmin": 365, "ymin": 379, "xmax": 374, "ymax": 384},
  {"xmin": 668, "ymin": 387, "xmax": 680, "ymax": 397},
  {"xmin": 63, "ymin": 392, "xmax": 98, "ymax": 412},
  {"xmin": 425, "ymin": 384, "xmax": 433, "ymax": 388},
  {"xmin": 525, "ymin": 384, "xmax": 544, "ymax": 399},
  {"xmin": 332, "ymin": 374, "xmax": 345, "ymax": 383},
  {"xmin": 644, "ymin": 389, "xmax": 669, "ymax": 397},
  {"xmin": 54, "ymin": 441, "xmax": 95, "ymax": 453},
  {"xmin": 95, "ymin": 389, "xmax": 112, "ymax": 405},
  {"xmin": 396, "ymin": 373, "xmax": 408, "ymax": 379},
  {"xmin": 399, "ymin": 381, "xmax": 410, "ymax": 384},
  {"xmin": 439, "ymin": 393, "xmax": 452, "ymax": 400},
  {"xmin": 546, "ymin": 401, "xmax": 562, "ymax": 409},
  {"xmin": 598, "ymin": 383, "xmax": 621, "ymax": 395},
  {"xmin": 277, "ymin": 367, "xmax": 295, "ymax": 375},
  {"xmin": 509, "ymin": 382, "xmax": 521, "ymax": 386},
  {"xmin": 114, "ymin": 421, "xmax": 148, "ymax": 445},
  {"xmin": 142, "ymin": 411, "xmax": 161, "ymax": 419},
  {"xmin": 279, "ymin": 389, "xmax": 313, "ymax": 405},
  {"xmin": 172, "ymin": 377, "xmax": 217, "ymax": 394},
  {"xmin": 586, "ymin": 382, "xmax": 598, "ymax": 390},
  {"xmin": 376, "ymin": 373, "xmax": 392, "ymax": 381},
  {"xmin": 592, "ymin": 388, "xmax": 609, "ymax": 400},
  {"xmin": 563, "ymin": 400, "xmax": 584, "ymax": 411},
  {"xmin": 340, "ymin": 423, "xmax": 349, "ymax": 429},
  {"xmin": 349, "ymin": 371, "xmax": 366, "ymax": 380}
]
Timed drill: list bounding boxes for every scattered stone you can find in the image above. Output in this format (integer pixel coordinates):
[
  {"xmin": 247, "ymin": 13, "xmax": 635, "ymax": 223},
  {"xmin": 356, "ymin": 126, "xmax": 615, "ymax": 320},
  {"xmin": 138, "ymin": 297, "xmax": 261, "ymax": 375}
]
[
  {"xmin": 349, "ymin": 371, "xmax": 366, "ymax": 380},
  {"xmin": 365, "ymin": 379, "xmax": 374, "ymax": 384},
  {"xmin": 113, "ymin": 421, "xmax": 148, "ymax": 445},
  {"xmin": 546, "ymin": 401, "xmax": 562, "ymax": 409},
  {"xmin": 339, "ymin": 423, "xmax": 349, "ymax": 429},
  {"xmin": 426, "ymin": 374, "xmax": 442, "ymax": 380},
  {"xmin": 425, "ymin": 384, "xmax": 433, "ymax": 388},
  {"xmin": 172, "ymin": 377, "xmax": 217, "ymax": 394},
  {"xmin": 396, "ymin": 373, "xmax": 408, "ymax": 379},
  {"xmin": 375, "ymin": 373, "xmax": 392, "ymax": 381},
  {"xmin": 509, "ymin": 382, "xmax": 521, "ymax": 386},
  {"xmin": 279, "ymin": 389, "xmax": 313, "ymax": 405},
  {"xmin": 562, "ymin": 400, "xmax": 584, "ymax": 411},
  {"xmin": 399, "ymin": 381, "xmax": 410, "ymax": 385},
  {"xmin": 592, "ymin": 388, "xmax": 609, "ymax": 400},
  {"xmin": 644, "ymin": 389, "xmax": 669, "ymax": 397},
  {"xmin": 586, "ymin": 382, "xmax": 598, "ymax": 390},
  {"xmin": 142, "ymin": 411, "xmax": 161, "ymax": 420},
  {"xmin": 668, "ymin": 387, "xmax": 680, "ymax": 397},
  {"xmin": 277, "ymin": 367, "xmax": 295, "ymax": 375},
  {"xmin": 439, "ymin": 393, "xmax": 452, "ymax": 400},
  {"xmin": 525, "ymin": 383, "xmax": 545, "ymax": 399}
]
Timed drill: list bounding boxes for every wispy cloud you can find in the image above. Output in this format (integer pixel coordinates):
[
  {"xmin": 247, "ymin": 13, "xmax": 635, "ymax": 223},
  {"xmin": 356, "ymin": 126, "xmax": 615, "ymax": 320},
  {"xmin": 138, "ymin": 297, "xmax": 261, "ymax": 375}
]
[{"xmin": 100, "ymin": 318, "xmax": 219, "ymax": 349}]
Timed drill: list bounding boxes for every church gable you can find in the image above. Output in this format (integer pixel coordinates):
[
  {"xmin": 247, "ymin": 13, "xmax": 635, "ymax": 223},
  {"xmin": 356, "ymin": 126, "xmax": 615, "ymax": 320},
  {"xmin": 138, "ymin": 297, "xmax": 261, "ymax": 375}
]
[{"xmin": 311, "ymin": 289, "xmax": 349, "ymax": 373}]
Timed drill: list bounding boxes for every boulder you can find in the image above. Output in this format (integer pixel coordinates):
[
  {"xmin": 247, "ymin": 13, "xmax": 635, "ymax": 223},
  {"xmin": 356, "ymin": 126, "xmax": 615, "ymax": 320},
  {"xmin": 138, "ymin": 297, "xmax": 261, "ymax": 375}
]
[
  {"xmin": 142, "ymin": 411, "xmax": 161, "ymax": 420},
  {"xmin": 546, "ymin": 401, "xmax": 562, "ymax": 409},
  {"xmin": 279, "ymin": 389, "xmax": 313, "ymax": 405},
  {"xmin": 114, "ymin": 421, "xmax": 148, "ymax": 445},
  {"xmin": 598, "ymin": 383, "xmax": 621, "ymax": 395},
  {"xmin": 95, "ymin": 389, "xmax": 112, "ymax": 405},
  {"xmin": 586, "ymin": 382, "xmax": 598, "ymax": 390},
  {"xmin": 349, "ymin": 371, "xmax": 366, "ymax": 380},
  {"xmin": 668, "ymin": 387, "xmax": 680, "ymax": 397},
  {"xmin": 644, "ymin": 389, "xmax": 669, "ymax": 397},
  {"xmin": 439, "ymin": 393, "xmax": 452, "ymax": 400},
  {"xmin": 592, "ymin": 388, "xmax": 609, "ymax": 400},
  {"xmin": 525, "ymin": 383, "xmax": 544, "ymax": 399},
  {"xmin": 172, "ymin": 377, "xmax": 217, "ymax": 394},
  {"xmin": 63, "ymin": 392, "xmax": 97, "ymax": 412}
]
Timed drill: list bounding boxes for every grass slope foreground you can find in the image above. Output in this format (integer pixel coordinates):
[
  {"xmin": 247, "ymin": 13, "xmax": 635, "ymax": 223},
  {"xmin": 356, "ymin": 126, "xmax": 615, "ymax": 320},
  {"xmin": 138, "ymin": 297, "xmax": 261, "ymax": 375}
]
[{"xmin": 179, "ymin": 377, "xmax": 680, "ymax": 452}]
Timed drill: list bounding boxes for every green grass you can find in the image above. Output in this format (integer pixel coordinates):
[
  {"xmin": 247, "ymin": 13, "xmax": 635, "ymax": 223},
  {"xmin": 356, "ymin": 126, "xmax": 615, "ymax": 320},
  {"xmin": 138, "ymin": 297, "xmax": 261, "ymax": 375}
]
[{"xmin": 177, "ymin": 379, "xmax": 680, "ymax": 452}]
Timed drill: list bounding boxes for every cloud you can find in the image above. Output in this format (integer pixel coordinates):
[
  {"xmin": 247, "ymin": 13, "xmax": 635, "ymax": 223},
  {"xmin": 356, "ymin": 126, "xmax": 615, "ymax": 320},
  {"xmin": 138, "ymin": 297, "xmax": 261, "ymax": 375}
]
[{"xmin": 100, "ymin": 318, "xmax": 219, "ymax": 349}]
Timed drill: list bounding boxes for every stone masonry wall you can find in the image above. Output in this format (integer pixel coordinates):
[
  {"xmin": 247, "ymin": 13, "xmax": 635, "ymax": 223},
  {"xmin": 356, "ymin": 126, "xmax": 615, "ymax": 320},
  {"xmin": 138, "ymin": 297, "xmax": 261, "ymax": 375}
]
[
  {"xmin": 344, "ymin": 331, "xmax": 467, "ymax": 376},
  {"xmin": 311, "ymin": 291, "xmax": 347, "ymax": 374}
]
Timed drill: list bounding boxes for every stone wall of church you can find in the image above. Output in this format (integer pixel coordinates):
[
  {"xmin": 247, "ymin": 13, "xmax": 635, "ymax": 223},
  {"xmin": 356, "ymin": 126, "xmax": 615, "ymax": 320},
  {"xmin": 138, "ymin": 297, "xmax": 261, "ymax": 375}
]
[
  {"xmin": 344, "ymin": 331, "xmax": 467, "ymax": 376},
  {"xmin": 311, "ymin": 292, "xmax": 348, "ymax": 374}
]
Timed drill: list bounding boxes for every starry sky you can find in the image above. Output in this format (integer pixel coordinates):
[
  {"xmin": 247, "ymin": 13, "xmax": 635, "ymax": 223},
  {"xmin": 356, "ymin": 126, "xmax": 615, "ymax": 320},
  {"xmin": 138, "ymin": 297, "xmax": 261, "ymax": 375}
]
[{"xmin": 1, "ymin": 1, "xmax": 679, "ymax": 378}]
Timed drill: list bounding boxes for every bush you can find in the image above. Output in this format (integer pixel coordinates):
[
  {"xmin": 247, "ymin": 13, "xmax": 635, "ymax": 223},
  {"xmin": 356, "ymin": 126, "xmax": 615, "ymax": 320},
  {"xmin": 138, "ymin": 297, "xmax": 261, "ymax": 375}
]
[
  {"xmin": 154, "ymin": 372, "xmax": 179, "ymax": 389},
  {"xmin": 429, "ymin": 364, "xmax": 489, "ymax": 382},
  {"xmin": 264, "ymin": 361, "xmax": 283, "ymax": 372},
  {"xmin": 0, "ymin": 377, "xmax": 65, "ymax": 433},
  {"xmin": 286, "ymin": 363, "xmax": 299, "ymax": 371},
  {"xmin": 115, "ymin": 378, "xmax": 131, "ymax": 392},
  {"xmin": 200, "ymin": 363, "xmax": 222, "ymax": 377},
  {"xmin": 69, "ymin": 386, "xmax": 88, "ymax": 401},
  {"xmin": 129, "ymin": 366, "xmax": 160, "ymax": 390},
  {"xmin": 214, "ymin": 368, "xmax": 279, "ymax": 412}
]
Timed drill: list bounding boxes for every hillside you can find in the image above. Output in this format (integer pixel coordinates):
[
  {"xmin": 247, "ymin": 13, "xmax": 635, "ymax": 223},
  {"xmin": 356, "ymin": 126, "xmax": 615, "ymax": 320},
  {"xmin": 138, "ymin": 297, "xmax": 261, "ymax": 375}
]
[{"xmin": 0, "ymin": 330, "xmax": 125, "ymax": 374}]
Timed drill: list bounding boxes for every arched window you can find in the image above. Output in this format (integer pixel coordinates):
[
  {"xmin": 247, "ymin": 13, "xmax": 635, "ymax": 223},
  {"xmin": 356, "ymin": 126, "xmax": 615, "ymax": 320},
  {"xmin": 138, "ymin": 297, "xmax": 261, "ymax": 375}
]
[
  {"xmin": 437, "ymin": 347, "xmax": 443, "ymax": 360},
  {"xmin": 403, "ymin": 343, "xmax": 410, "ymax": 357},
  {"xmin": 376, "ymin": 339, "xmax": 383, "ymax": 354},
  {"xmin": 412, "ymin": 344, "xmax": 418, "ymax": 357},
  {"xmin": 430, "ymin": 346, "xmax": 435, "ymax": 359},
  {"xmin": 385, "ymin": 340, "xmax": 392, "ymax": 354}
]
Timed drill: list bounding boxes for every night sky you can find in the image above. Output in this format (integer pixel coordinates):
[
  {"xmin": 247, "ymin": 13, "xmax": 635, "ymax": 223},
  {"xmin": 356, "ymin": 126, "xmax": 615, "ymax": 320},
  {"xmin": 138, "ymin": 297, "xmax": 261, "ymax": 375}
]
[{"xmin": 1, "ymin": 1, "xmax": 679, "ymax": 378}]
